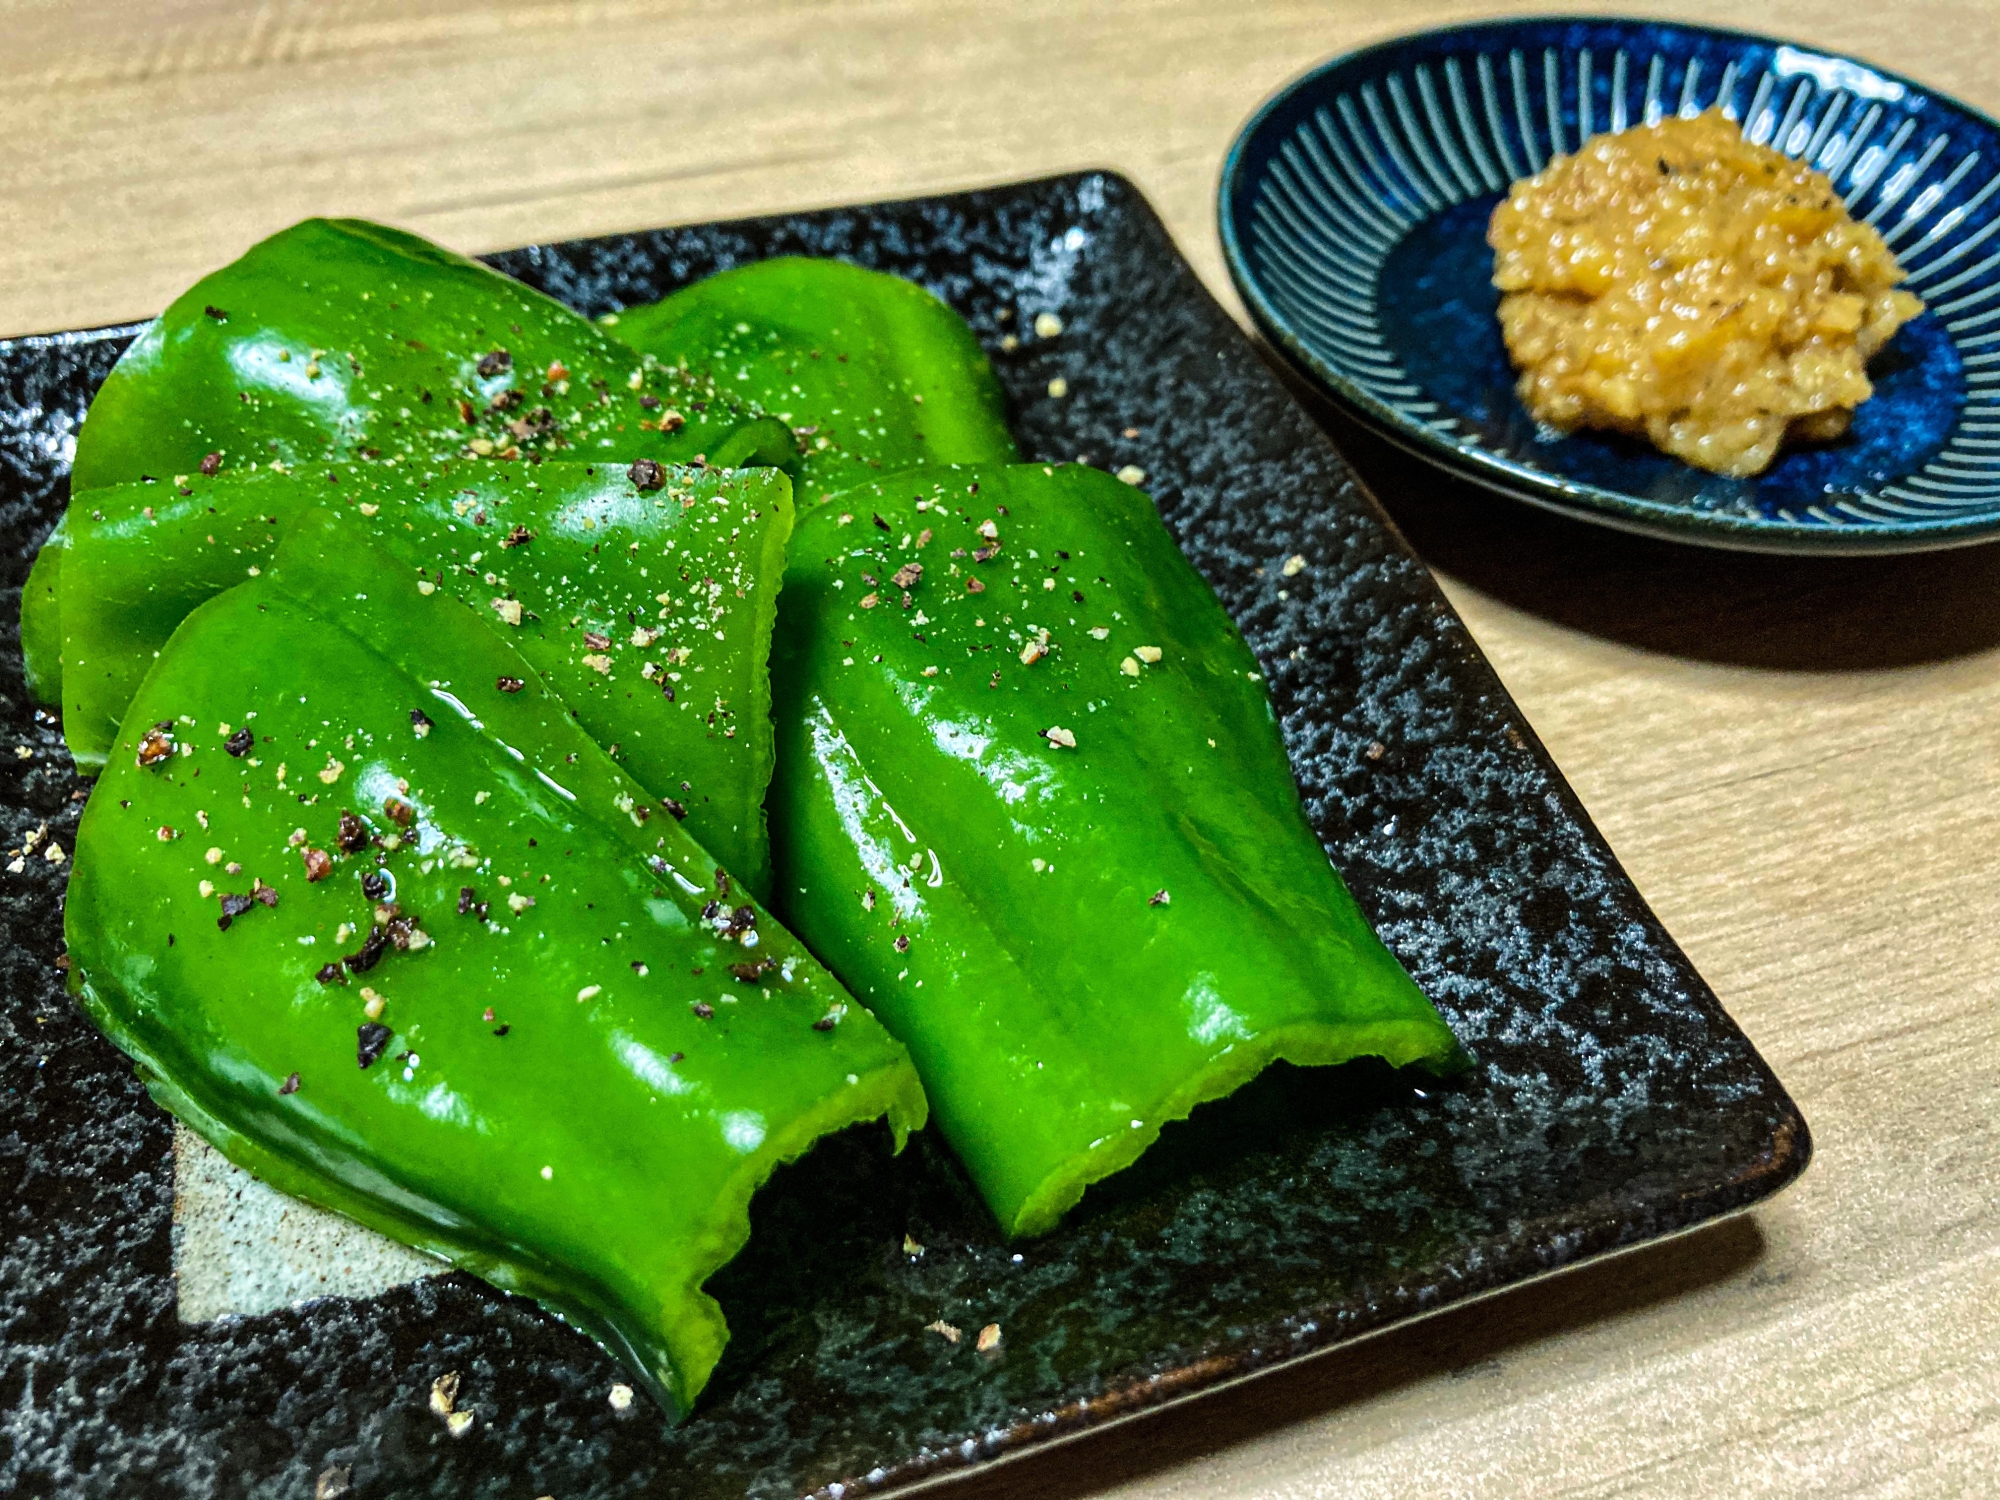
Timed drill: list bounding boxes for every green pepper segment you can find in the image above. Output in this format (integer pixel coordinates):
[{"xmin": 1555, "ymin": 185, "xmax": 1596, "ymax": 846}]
[
  {"xmin": 68, "ymin": 217, "xmax": 796, "ymax": 496},
  {"xmin": 53, "ymin": 460, "xmax": 791, "ymax": 896},
  {"xmin": 613, "ymin": 257, "xmax": 1018, "ymax": 496},
  {"xmin": 21, "ymin": 521, "xmax": 64, "ymax": 705},
  {"xmin": 65, "ymin": 510, "xmax": 925, "ymax": 1417},
  {"xmin": 769, "ymin": 464, "xmax": 1460, "ymax": 1239}
]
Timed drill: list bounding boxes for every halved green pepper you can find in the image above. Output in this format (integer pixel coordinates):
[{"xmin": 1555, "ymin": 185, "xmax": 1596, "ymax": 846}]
[
  {"xmin": 769, "ymin": 464, "xmax": 1460, "ymax": 1238},
  {"xmin": 27, "ymin": 217, "xmax": 799, "ymax": 703},
  {"xmin": 52, "ymin": 460, "xmax": 790, "ymax": 894},
  {"xmin": 612, "ymin": 257, "xmax": 1018, "ymax": 497},
  {"xmin": 71, "ymin": 218, "xmax": 797, "ymax": 491},
  {"xmin": 66, "ymin": 509, "xmax": 925, "ymax": 1417}
]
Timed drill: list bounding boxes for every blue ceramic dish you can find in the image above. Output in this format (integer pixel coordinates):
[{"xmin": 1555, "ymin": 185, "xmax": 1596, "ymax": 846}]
[{"xmin": 1221, "ymin": 17, "xmax": 2000, "ymax": 553}]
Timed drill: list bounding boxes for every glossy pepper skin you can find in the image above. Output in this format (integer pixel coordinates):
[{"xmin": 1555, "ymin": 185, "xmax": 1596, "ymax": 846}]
[
  {"xmin": 65, "ymin": 510, "xmax": 925, "ymax": 1418},
  {"xmin": 25, "ymin": 217, "xmax": 798, "ymax": 703},
  {"xmin": 769, "ymin": 465, "xmax": 1460, "ymax": 1238},
  {"xmin": 612, "ymin": 257, "xmax": 1019, "ymax": 495},
  {"xmin": 71, "ymin": 218, "xmax": 796, "ymax": 491},
  {"xmin": 49, "ymin": 460, "xmax": 791, "ymax": 895}
]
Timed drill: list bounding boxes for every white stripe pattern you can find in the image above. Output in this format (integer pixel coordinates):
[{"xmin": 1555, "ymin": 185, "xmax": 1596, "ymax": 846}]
[{"xmin": 1248, "ymin": 41, "xmax": 1998, "ymax": 530}]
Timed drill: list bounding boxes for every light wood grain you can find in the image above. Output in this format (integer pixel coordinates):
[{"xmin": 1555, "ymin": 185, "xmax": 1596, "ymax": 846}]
[{"xmin": 5, "ymin": 2, "xmax": 1996, "ymax": 1496}]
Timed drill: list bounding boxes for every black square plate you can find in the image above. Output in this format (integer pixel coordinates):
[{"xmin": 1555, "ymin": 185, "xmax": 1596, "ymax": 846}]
[{"xmin": 0, "ymin": 172, "xmax": 1807, "ymax": 1499}]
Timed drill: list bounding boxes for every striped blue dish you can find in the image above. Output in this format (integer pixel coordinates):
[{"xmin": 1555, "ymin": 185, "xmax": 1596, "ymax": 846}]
[{"xmin": 1220, "ymin": 18, "xmax": 2000, "ymax": 553}]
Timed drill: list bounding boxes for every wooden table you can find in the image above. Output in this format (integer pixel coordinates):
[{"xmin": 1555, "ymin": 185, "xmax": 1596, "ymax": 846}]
[{"xmin": 5, "ymin": 2, "xmax": 1994, "ymax": 1495}]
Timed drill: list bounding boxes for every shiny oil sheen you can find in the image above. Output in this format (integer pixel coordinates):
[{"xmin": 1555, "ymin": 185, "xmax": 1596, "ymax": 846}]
[
  {"xmin": 769, "ymin": 464, "xmax": 1460, "ymax": 1238},
  {"xmin": 44, "ymin": 460, "xmax": 792, "ymax": 897},
  {"xmin": 63, "ymin": 512, "xmax": 925, "ymax": 1418},
  {"xmin": 68, "ymin": 218, "xmax": 797, "ymax": 494},
  {"xmin": 613, "ymin": 256, "xmax": 1019, "ymax": 495},
  {"xmin": 24, "ymin": 217, "xmax": 800, "ymax": 707}
]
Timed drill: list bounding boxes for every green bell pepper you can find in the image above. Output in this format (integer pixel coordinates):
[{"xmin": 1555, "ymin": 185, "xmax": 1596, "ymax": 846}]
[
  {"xmin": 66, "ymin": 508, "xmax": 925, "ymax": 1417},
  {"xmin": 71, "ymin": 217, "xmax": 796, "ymax": 491},
  {"xmin": 21, "ymin": 529, "xmax": 62, "ymax": 706},
  {"xmin": 51, "ymin": 459, "xmax": 791, "ymax": 895},
  {"xmin": 612, "ymin": 257, "xmax": 1018, "ymax": 497},
  {"xmin": 768, "ymin": 464, "xmax": 1460, "ymax": 1238},
  {"xmin": 25, "ymin": 217, "xmax": 799, "ymax": 704}
]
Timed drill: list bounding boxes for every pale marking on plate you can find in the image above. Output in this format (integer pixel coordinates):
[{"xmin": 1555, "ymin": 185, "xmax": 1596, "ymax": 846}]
[{"xmin": 171, "ymin": 1125, "xmax": 432, "ymax": 1323}]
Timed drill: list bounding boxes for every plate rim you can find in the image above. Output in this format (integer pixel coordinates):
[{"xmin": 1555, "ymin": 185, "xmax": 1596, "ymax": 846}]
[
  {"xmin": 894, "ymin": 1192, "xmax": 1775, "ymax": 1497},
  {"xmin": 1218, "ymin": 13, "xmax": 2000, "ymax": 555}
]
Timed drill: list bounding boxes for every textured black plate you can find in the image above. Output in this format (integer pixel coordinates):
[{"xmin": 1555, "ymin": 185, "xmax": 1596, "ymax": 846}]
[{"xmin": 0, "ymin": 172, "xmax": 1806, "ymax": 1499}]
